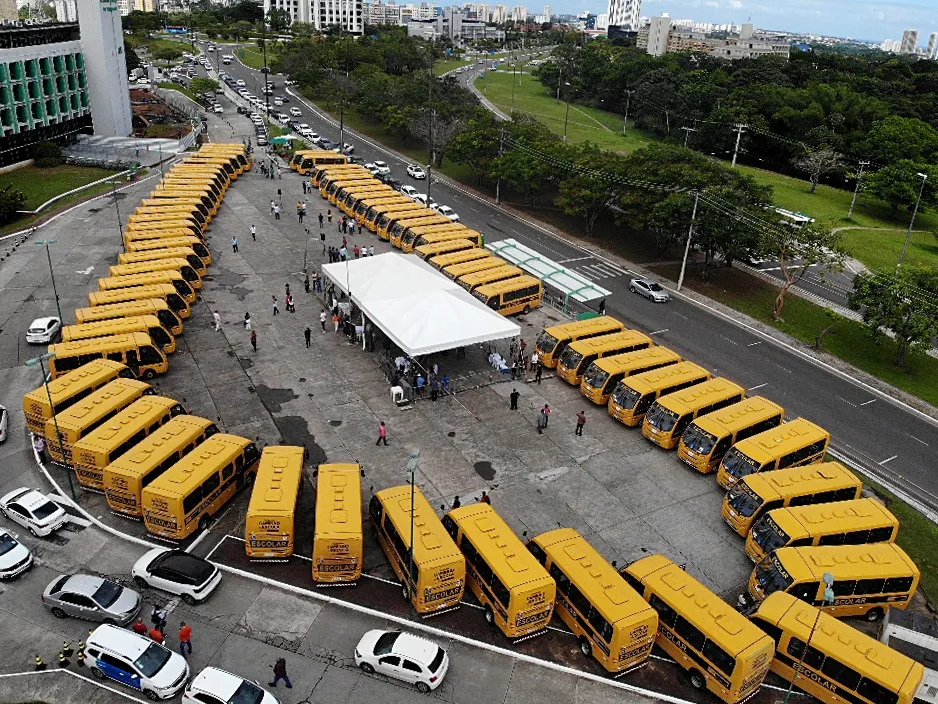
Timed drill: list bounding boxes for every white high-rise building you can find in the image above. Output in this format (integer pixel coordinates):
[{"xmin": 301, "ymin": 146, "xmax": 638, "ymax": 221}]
[
  {"xmin": 511, "ymin": 5, "xmax": 527, "ymax": 20},
  {"xmin": 607, "ymin": 0, "xmax": 640, "ymax": 30},
  {"xmin": 645, "ymin": 13, "xmax": 670, "ymax": 55},
  {"xmin": 596, "ymin": 12, "xmax": 607, "ymax": 29},
  {"xmin": 76, "ymin": 0, "xmax": 132, "ymax": 136},
  {"xmin": 928, "ymin": 32, "xmax": 938, "ymax": 59},
  {"xmin": 264, "ymin": 0, "xmax": 364, "ymax": 33},
  {"xmin": 489, "ymin": 3, "xmax": 507, "ymax": 22},
  {"xmin": 543, "ymin": 4, "xmax": 550, "ymax": 18},
  {"xmin": 53, "ymin": 0, "xmax": 78, "ymax": 21},
  {"xmin": 900, "ymin": 28, "xmax": 919, "ymax": 54}
]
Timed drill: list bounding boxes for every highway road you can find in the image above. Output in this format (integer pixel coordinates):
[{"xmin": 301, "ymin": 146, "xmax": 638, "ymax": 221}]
[{"xmin": 216, "ymin": 47, "xmax": 938, "ymax": 517}]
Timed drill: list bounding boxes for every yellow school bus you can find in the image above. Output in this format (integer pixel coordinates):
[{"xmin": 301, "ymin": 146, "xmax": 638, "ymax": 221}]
[
  {"xmin": 369, "ymin": 485, "xmax": 466, "ymax": 614},
  {"xmin": 374, "ymin": 206, "xmax": 431, "ymax": 239},
  {"xmin": 580, "ymin": 346, "xmax": 682, "ymax": 406},
  {"xmin": 139, "ymin": 198, "xmax": 212, "ymax": 224},
  {"xmin": 751, "ymin": 593, "xmax": 925, "ymax": 704},
  {"xmin": 310, "ymin": 164, "xmax": 369, "ymax": 188},
  {"xmin": 160, "ymin": 176, "xmax": 222, "ymax": 200},
  {"xmin": 457, "ymin": 264, "xmax": 523, "ymax": 293},
  {"xmin": 290, "ymin": 150, "xmax": 324, "ymax": 171},
  {"xmin": 108, "ymin": 258, "xmax": 202, "ymax": 291},
  {"xmin": 44, "ymin": 378, "xmax": 154, "ymax": 465},
  {"xmin": 129, "ymin": 208, "xmax": 206, "ymax": 233},
  {"xmin": 415, "ymin": 239, "xmax": 477, "ymax": 260},
  {"xmin": 150, "ymin": 188, "xmax": 218, "ymax": 217},
  {"xmin": 103, "ymin": 415, "xmax": 219, "ymax": 518},
  {"xmin": 528, "ymin": 528, "xmax": 657, "ymax": 673},
  {"xmin": 331, "ymin": 181, "xmax": 382, "ymax": 209},
  {"xmin": 746, "ymin": 543, "xmax": 919, "ymax": 621},
  {"xmin": 337, "ymin": 185, "xmax": 391, "ymax": 214},
  {"xmin": 678, "ymin": 397, "xmax": 786, "ymax": 475},
  {"xmin": 642, "ymin": 378, "xmax": 747, "ymax": 450},
  {"xmin": 124, "ymin": 222, "xmax": 204, "ymax": 241},
  {"xmin": 62, "ymin": 315, "xmax": 176, "ymax": 355},
  {"xmin": 245, "ymin": 446, "xmax": 305, "ymax": 559},
  {"xmin": 356, "ymin": 196, "xmax": 414, "ymax": 226},
  {"xmin": 72, "ymin": 396, "xmax": 186, "ymax": 490},
  {"xmin": 23, "ymin": 360, "xmax": 133, "ymax": 436},
  {"xmin": 343, "ymin": 187, "xmax": 396, "ymax": 215},
  {"xmin": 401, "ymin": 223, "xmax": 471, "ymax": 252},
  {"xmin": 124, "ymin": 237, "xmax": 211, "ymax": 266},
  {"xmin": 198, "ymin": 145, "xmax": 249, "ymax": 170},
  {"xmin": 745, "ymin": 498, "xmax": 899, "ymax": 564},
  {"xmin": 608, "ymin": 361, "xmax": 711, "ymax": 428},
  {"xmin": 472, "ymin": 276, "xmax": 543, "ymax": 316},
  {"xmin": 97, "ymin": 271, "xmax": 195, "ymax": 305},
  {"xmin": 444, "ymin": 503, "xmax": 555, "ymax": 639},
  {"xmin": 557, "ymin": 330, "xmax": 654, "ymax": 386},
  {"xmin": 88, "ymin": 283, "xmax": 191, "ymax": 320},
  {"xmin": 722, "ymin": 462, "xmax": 863, "ymax": 539},
  {"xmin": 717, "ymin": 418, "xmax": 831, "ymax": 489},
  {"xmin": 443, "ymin": 256, "xmax": 508, "ymax": 281},
  {"xmin": 312, "ymin": 463, "xmax": 364, "ymax": 583},
  {"xmin": 295, "ymin": 151, "xmax": 349, "ymax": 175},
  {"xmin": 48, "ymin": 333, "xmax": 169, "ymax": 381},
  {"xmin": 536, "ymin": 317, "xmax": 627, "ymax": 369},
  {"xmin": 429, "ymin": 248, "xmax": 491, "ymax": 271},
  {"xmin": 323, "ymin": 176, "xmax": 377, "ymax": 203},
  {"xmin": 389, "ymin": 215, "xmax": 451, "ymax": 249},
  {"xmin": 167, "ymin": 164, "xmax": 230, "ymax": 188},
  {"xmin": 118, "ymin": 247, "xmax": 207, "ymax": 277},
  {"xmin": 184, "ymin": 155, "xmax": 239, "ymax": 178},
  {"xmin": 142, "ymin": 434, "xmax": 261, "ymax": 540},
  {"xmin": 622, "ymin": 554, "xmax": 775, "ymax": 703}
]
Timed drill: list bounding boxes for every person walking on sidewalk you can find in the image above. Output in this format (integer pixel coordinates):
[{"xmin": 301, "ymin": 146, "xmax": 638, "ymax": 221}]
[
  {"xmin": 575, "ymin": 410, "xmax": 586, "ymax": 436},
  {"xmin": 535, "ymin": 360, "xmax": 543, "ymax": 384},
  {"xmin": 269, "ymin": 657, "xmax": 292, "ymax": 689},
  {"xmin": 270, "ymin": 199, "xmax": 275, "ymax": 215},
  {"xmin": 213, "ymin": 311, "xmax": 221, "ymax": 332},
  {"xmin": 178, "ymin": 622, "xmax": 192, "ymax": 657},
  {"xmin": 33, "ymin": 435, "xmax": 46, "ymax": 463},
  {"xmin": 272, "ymin": 296, "xmax": 279, "ymax": 316},
  {"xmin": 318, "ymin": 212, "xmax": 324, "ymax": 230},
  {"xmin": 537, "ymin": 407, "xmax": 548, "ymax": 434},
  {"xmin": 304, "ymin": 327, "xmax": 311, "ymax": 348},
  {"xmin": 542, "ymin": 404, "xmax": 551, "ymax": 426},
  {"xmin": 231, "ymin": 236, "xmax": 239, "ymax": 253},
  {"xmin": 327, "ymin": 209, "xmax": 332, "ymax": 225},
  {"xmin": 274, "ymin": 204, "xmax": 281, "ymax": 220},
  {"xmin": 376, "ymin": 421, "xmax": 388, "ymax": 446},
  {"xmin": 250, "ymin": 329, "xmax": 257, "ymax": 352},
  {"xmin": 320, "ymin": 309, "xmax": 327, "ymax": 332},
  {"xmin": 250, "ymin": 224, "xmax": 256, "ymax": 241},
  {"xmin": 509, "ymin": 388, "xmax": 520, "ymax": 410},
  {"xmin": 244, "ymin": 312, "xmax": 252, "ymax": 331}
]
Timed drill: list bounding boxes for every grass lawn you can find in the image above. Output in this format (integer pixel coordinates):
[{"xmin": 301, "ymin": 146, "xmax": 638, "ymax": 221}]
[
  {"xmin": 838, "ymin": 228, "xmax": 938, "ymax": 272},
  {"xmin": 644, "ymin": 260, "xmax": 938, "ymax": 408},
  {"xmin": 0, "ymin": 181, "xmax": 116, "ymax": 236},
  {"xmin": 477, "ymin": 71, "xmax": 651, "ymax": 154},
  {"xmin": 156, "ymin": 81, "xmax": 202, "ymax": 104},
  {"xmin": 0, "ymin": 164, "xmax": 118, "ymax": 210},
  {"xmin": 435, "ymin": 58, "xmax": 471, "ymax": 75},
  {"xmin": 235, "ymin": 47, "xmax": 267, "ymax": 70}
]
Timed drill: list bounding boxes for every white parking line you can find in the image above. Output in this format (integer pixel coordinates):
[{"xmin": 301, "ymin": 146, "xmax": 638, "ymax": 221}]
[
  {"xmin": 908, "ymin": 435, "xmax": 929, "ymax": 446},
  {"xmin": 859, "ymin": 399, "xmax": 876, "ymax": 406},
  {"xmin": 649, "ymin": 329, "xmax": 669, "ymax": 335},
  {"xmin": 719, "ymin": 335, "xmax": 738, "ymax": 346},
  {"xmin": 746, "ymin": 341, "xmax": 762, "ymax": 347},
  {"xmin": 837, "ymin": 396, "xmax": 858, "ymax": 408},
  {"xmin": 747, "ymin": 383, "xmax": 768, "ymax": 391},
  {"xmin": 878, "ymin": 455, "xmax": 898, "ymax": 465}
]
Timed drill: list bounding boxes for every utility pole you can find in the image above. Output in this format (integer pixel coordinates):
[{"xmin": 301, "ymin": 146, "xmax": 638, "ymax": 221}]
[
  {"xmin": 36, "ymin": 240, "xmax": 63, "ymax": 326},
  {"xmin": 677, "ymin": 190, "xmax": 700, "ymax": 292},
  {"xmin": 339, "ymin": 34, "xmax": 350, "ymax": 149},
  {"xmin": 495, "ymin": 128, "xmax": 505, "ymax": 204},
  {"xmin": 622, "ymin": 89, "xmax": 633, "ymax": 134},
  {"xmin": 730, "ymin": 123, "xmax": 747, "ymax": 168},
  {"xmin": 405, "ymin": 449, "xmax": 420, "ymax": 617},
  {"xmin": 562, "ymin": 82, "xmax": 571, "ymax": 143},
  {"xmin": 426, "ymin": 51, "xmax": 434, "ymax": 201},
  {"xmin": 681, "ymin": 125, "xmax": 697, "ymax": 148},
  {"xmin": 898, "ymin": 172, "xmax": 928, "ymax": 271},
  {"xmin": 556, "ymin": 65, "xmax": 562, "ymax": 101},
  {"xmin": 109, "ymin": 179, "xmax": 124, "ymax": 250},
  {"xmin": 847, "ymin": 160, "xmax": 870, "ymax": 220},
  {"xmin": 262, "ymin": 23, "xmax": 270, "ymax": 119}
]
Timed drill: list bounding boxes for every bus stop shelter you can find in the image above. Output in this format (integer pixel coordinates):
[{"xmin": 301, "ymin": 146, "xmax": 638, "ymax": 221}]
[{"xmin": 320, "ymin": 253, "xmax": 520, "ymax": 357}]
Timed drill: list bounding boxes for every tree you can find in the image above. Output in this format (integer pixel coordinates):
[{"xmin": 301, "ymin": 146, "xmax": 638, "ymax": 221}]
[
  {"xmin": 861, "ymin": 116, "xmax": 938, "ymax": 165},
  {"xmin": 190, "ymin": 77, "xmax": 220, "ymax": 95},
  {"xmin": 125, "ymin": 47, "xmax": 141, "ymax": 76},
  {"xmin": 266, "ymin": 8, "xmax": 291, "ymax": 32},
  {"xmin": 759, "ymin": 222, "xmax": 844, "ymax": 321},
  {"xmin": 152, "ymin": 46, "xmax": 184, "ymax": 61},
  {"xmin": 0, "ymin": 184, "xmax": 27, "ymax": 224},
  {"xmin": 865, "ymin": 160, "xmax": 937, "ymax": 216},
  {"xmin": 849, "ymin": 269, "xmax": 938, "ymax": 367},
  {"xmin": 31, "ymin": 141, "xmax": 62, "ymax": 168},
  {"xmin": 791, "ymin": 148, "xmax": 844, "ymax": 193},
  {"xmin": 555, "ymin": 147, "xmax": 628, "ymax": 236},
  {"xmin": 123, "ymin": 10, "xmax": 163, "ymax": 36}
]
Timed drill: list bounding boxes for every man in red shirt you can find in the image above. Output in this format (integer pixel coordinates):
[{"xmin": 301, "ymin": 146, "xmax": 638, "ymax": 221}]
[
  {"xmin": 178, "ymin": 622, "xmax": 192, "ymax": 657},
  {"xmin": 132, "ymin": 618, "xmax": 147, "ymax": 635}
]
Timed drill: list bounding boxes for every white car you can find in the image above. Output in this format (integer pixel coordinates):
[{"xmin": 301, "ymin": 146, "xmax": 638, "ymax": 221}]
[
  {"xmin": 435, "ymin": 205, "xmax": 459, "ymax": 221},
  {"xmin": 284, "ymin": 79, "xmax": 297, "ymax": 86},
  {"xmin": 372, "ymin": 160, "xmax": 391, "ymax": 176},
  {"xmin": 629, "ymin": 277, "xmax": 670, "ymax": 302},
  {"xmin": 413, "ymin": 193, "xmax": 437, "ymax": 209},
  {"xmin": 212, "ymin": 104, "xmax": 223, "ymax": 114},
  {"xmin": 400, "ymin": 185, "xmax": 420, "ymax": 199},
  {"xmin": 132, "ymin": 548, "xmax": 221, "ymax": 605},
  {"xmin": 273, "ymin": 97, "xmax": 283, "ymax": 106},
  {"xmin": 355, "ymin": 630, "xmax": 449, "ymax": 693},
  {"xmin": 0, "ymin": 488, "xmax": 68, "ymax": 537},
  {"xmin": 0, "ymin": 528, "xmax": 32, "ymax": 579},
  {"xmin": 183, "ymin": 667, "xmax": 278, "ymax": 704},
  {"xmin": 236, "ymin": 79, "xmax": 246, "ymax": 87},
  {"xmin": 406, "ymin": 164, "xmax": 426, "ymax": 179},
  {"xmin": 26, "ymin": 316, "xmax": 60, "ymax": 344},
  {"xmin": 289, "ymin": 106, "xmax": 302, "ymax": 117},
  {"xmin": 277, "ymin": 114, "xmax": 290, "ymax": 126},
  {"xmin": 364, "ymin": 163, "xmax": 380, "ymax": 176},
  {"xmin": 307, "ymin": 132, "xmax": 320, "ymax": 143},
  {"xmin": 298, "ymin": 123, "xmax": 313, "ymax": 137}
]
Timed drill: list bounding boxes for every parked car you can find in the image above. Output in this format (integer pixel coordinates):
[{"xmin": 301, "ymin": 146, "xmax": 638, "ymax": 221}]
[
  {"xmin": 273, "ymin": 97, "xmax": 284, "ymax": 106},
  {"xmin": 85, "ymin": 625, "xmax": 189, "ymax": 700},
  {"xmin": 340, "ymin": 143, "xmax": 354, "ymax": 155},
  {"xmin": 212, "ymin": 104, "xmax": 223, "ymax": 114},
  {"xmin": 629, "ymin": 277, "xmax": 671, "ymax": 302},
  {"xmin": 42, "ymin": 574, "xmax": 141, "ymax": 625},
  {"xmin": 0, "ymin": 528, "xmax": 32, "ymax": 579},
  {"xmin": 183, "ymin": 667, "xmax": 278, "ymax": 704},
  {"xmin": 400, "ymin": 185, "xmax": 420, "ymax": 199},
  {"xmin": 406, "ymin": 164, "xmax": 426, "ymax": 179},
  {"xmin": 364, "ymin": 163, "xmax": 380, "ymax": 176},
  {"xmin": 132, "ymin": 548, "xmax": 221, "ymax": 605},
  {"xmin": 435, "ymin": 205, "xmax": 459, "ymax": 221},
  {"xmin": 298, "ymin": 123, "xmax": 313, "ymax": 137},
  {"xmin": 289, "ymin": 107, "xmax": 302, "ymax": 117},
  {"xmin": 236, "ymin": 79, "xmax": 246, "ymax": 87},
  {"xmin": 319, "ymin": 138, "xmax": 336, "ymax": 150},
  {"xmin": 284, "ymin": 79, "xmax": 297, "ymax": 86},
  {"xmin": 355, "ymin": 630, "xmax": 449, "ymax": 693},
  {"xmin": 372, "ymin": 160, "xmax": 391, "ymax": 176},
  {"xmin": 26, "ymin": 316, "xmax": 60, "ymax": 344},
  {"xmin": 0, "ymin": 488, "xmax": 68, "ymax": 537},
  {"xmin": 348, "ymin": 156, "xmax": 366, "ymax": 165}
]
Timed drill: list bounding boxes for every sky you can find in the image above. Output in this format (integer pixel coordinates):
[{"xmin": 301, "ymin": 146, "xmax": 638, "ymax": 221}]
[{"xmin": 570, "ymin": 0, "xmax": 938, "ymax": 42}]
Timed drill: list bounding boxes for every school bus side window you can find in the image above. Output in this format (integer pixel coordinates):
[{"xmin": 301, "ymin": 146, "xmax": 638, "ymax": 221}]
[
  {"xmin": 244, "ymin": 443, "xmax": 260, "ymax": 466},
  {"xmin": 492, "ymin": 575, "xmax": 510, "ymax": 608},
  {"xmin": 674, "ymin": 616, "xmax": 706, "ymax": 651},
  {"xmin": 787, "ymin": 638, "xmax": 824, "ymax": 669},
  {"xmin": 460, "ymin": 535, "xmax": 478, "ymax": 563},
  {"xmin": 649, "ymin": 594, "xmax": 677, "ymax": 627},
  {"xmin": 222, "ymin": 463, "xmax": 234, "ymax": 480},
  {"xmin": 858, "ymin": 678, "xmax": 900, "ymax": 704},
  {"xmin": 855, "ymin": 578, "xmax": 885, "ymax": 595},
  {"xmin": 621, "ymin": 570, "xmax": 644, "ymax": 594},
  {"xmin": 588, "ymin": 606, "xmax": 614, "ymax": 643},
  {"xmin": 201, "ymin": 471, "xmax": 220, "ymax": 498},
  {"xmin": 368, "ymin": 496, "xmax": 382, "ymax": 523},
  {"xmin": 568, "ymin": 583, "xmax": 591, "ymax": 617},
  {"xmin": 885, "ymin": 576, "xmax": 914, "ymax": 592},
  {"xmin": 183, "ymin": 488, "xmax": 201, "ymax": 514},
  {"xmin": 754, "ymin": 618, "xmax": 783, "ymax": 647},
  {"xmin": 832, "ymin": 580, "xmax": 856, "ymax": 597},
  {"xmin": 549, "ymin": 563, "xmax": 570, "ymax": 593},
  {"xmin": 703, "ymin": 641, "xmax": 736, "ymax": 676},
  {"xmin": 791, "ymin": 581, "xmax": 819, "ymax": 602},
  {"xmin": 442, "ymin": 515, "xmax": 458, "ymax": 540},
  {"xmin": 106, "ymin": 352, "xmax": 123, "ymax": 362},
  {"xmin": 822, "ymin": 658, "xmax": 861, "ymax": 689},
  {"xmin": 527, "ymin": 541, "xmax": 547, "ymax": 565}
]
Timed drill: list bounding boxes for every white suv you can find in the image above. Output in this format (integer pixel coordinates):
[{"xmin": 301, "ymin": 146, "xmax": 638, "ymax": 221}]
[{"xmin": 85, "ymin": 625, "xmax": 189, "ymax": 700}]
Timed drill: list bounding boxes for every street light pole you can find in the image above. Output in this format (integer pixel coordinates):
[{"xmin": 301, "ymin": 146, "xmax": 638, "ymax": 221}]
[
  {"xmin": 426, "ymin": 50, "xmax": 434, "ymax": 201},
  {"xmin": 562, "ymin": 81, "xmax": 571, "ymax": 143},
  {"xmin": 677, "ymin": 190, "xmax": 700, "ymax": 292},
  {"xmin": 622, "ymin": 89, "xmax": 632, "ymax": 134},
  {"xmin": 26, "ymin": 353, "xmax": 77, "ymax": 502},
  {"xmin": 262, "ymin": 23, "xmax": 270, "ymax": 118},
  {"xmin": 847, "ymin": 160, "xmax": 869, "ymax": 220},
  {"xmin": 109, "ymin": 180, "xmax": 124, "ymax": 251},
  {"xmin": 36, "ymin": 240, "xmax": 63, "ymax": 325},
  {"xmin": 405, "ymin": 449, "xmax": 420, "ymax": 617},
  {"xmin": 897, "ymin": 172, "xmax": 927, "ymax": 271}
]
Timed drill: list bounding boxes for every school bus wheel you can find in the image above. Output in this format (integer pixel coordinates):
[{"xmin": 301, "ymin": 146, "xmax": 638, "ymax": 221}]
[
  {"xmin": 483, "ymin": 605, "xmax": 494, "ymax": 625},
  {"xmin": 143, "ymin": 369, "xmax": 156, "ymax": 380},
  {"xmin": 198, "ymin": 514, "xmax": 212, "ymax": 532},
  {"xmin": 578, "ymin": 637, "xmax": 592, "ymax": 658},
  {"xmin": 523, "ymin": 305, "xmax": 531, "ymax": 314},
  {"xmin": 865, "ymin": 607, "xmax": 884, "ymax": 622},
  {"xmin": 688, "ymin": 669, "xmax": 706, "ymax": 690}
]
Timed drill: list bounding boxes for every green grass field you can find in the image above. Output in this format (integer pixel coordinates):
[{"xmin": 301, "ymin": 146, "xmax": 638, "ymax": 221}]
[
  {"xmin": 435, "ymin": 58, "xmax": 472, "ymax": 75},
  {"xmin": 235, "ymin": 47, "xmax": 267, "ymax": 70},
  {"xmin": 156, "ymin": 81, "xmax": 202, "ymax": 104},
  {"xmin": 0, "ymin": 164, "xmax": 118, "ymax": 210},
  {"xmin": 838, "ymin": 228, "xmax": 938, "ymax": 272}
]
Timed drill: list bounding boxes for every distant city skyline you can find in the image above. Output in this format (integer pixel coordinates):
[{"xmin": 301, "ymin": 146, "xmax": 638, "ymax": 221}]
[{"xmin": 561, "ymin": 0, "xmax": 935, "ymax": 42}]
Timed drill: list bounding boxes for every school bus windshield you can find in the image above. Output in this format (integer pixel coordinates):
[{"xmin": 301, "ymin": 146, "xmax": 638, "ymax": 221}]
[
  {"xmin": 681, "ymin": 424, "xmax": 719, "ymax": 455},
  {"xmin": 582, "ymin": 365, "xmax": 610, "ymax": 389},
  {"xmin": 610, "ymin": 383, "xmax": 641, "ymax": 409},
  {"xmin": 726, "ymin": 482, "xmax": 761, "ymax": 518},
  {"xmin": 753, "ymin": 554, "xmax": 795, "ymax": 595},
  {"xmin": 644, "ymin": 404, "xmax": 680, "ymax": 432},
  {"xmin": 721, "ymin": 449, "xmax": 761, "ymax": 480},
  {"xmin": 750, "ymin": 516, "xmax": 789, "ymax": 555}
]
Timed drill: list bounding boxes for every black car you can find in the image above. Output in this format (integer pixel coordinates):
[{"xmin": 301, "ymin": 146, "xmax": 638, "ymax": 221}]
[
  {"xmin": 319, "ymin": 139, "xmax": 336, "ymax": 150},
  {"xmin": 348, "ymin": 156, "xmax": 366, "ymax": 165},
  {"xmin": 289, "ymin": 120, "xmax": 302, "ymax": 132},
  {"xmin": 383, "ymin": 177, "xmax": 403, "ymax": 191}
]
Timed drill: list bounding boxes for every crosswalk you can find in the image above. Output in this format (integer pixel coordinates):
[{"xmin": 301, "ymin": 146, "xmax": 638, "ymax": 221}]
[{"xmin": 575, "ymin": 260, "xmax": 629, "ymax": 281}]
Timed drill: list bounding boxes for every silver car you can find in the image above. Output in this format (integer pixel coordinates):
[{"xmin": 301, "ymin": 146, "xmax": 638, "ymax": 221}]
[
  {"xmin": 629, "ymin": 277, "xmax": 671, "ymax": 303},
  {"xmin": 42, "ymin": 574, "xmax": 141, "ymax": 626}
]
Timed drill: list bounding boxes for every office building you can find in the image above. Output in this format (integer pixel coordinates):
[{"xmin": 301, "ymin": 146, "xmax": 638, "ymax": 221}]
[
  {"xmin": 543, "ymin": 4, "xmax": 550, "ymax": 19},
  {"xmin": 900, "ymin": 28, "xmax": 919, "ymax": 54},
  {"xmin": 263, "ymin": 0, "xmax": 364, "ymax": 33},
  {"xmin": 53, "ymin": 0, "xmax": 78, "ymax": 22},
  {"xmin": 407, "ymin": 6, "xmax": 504, "ymax": 42},
  {"xmin": 0, "ymin": 0, "xmax": 17, "ymax": 22},
  {"xmin": 511, "ymin": 5, "xmax": 527, "ymax": 20},
  {"xmin": 607, "ymin": 0, "xmax": 640, "ymax": 31},
  {"xmin": 489, "ymin": 3, "xmax": 507, "ymax": 23},
  {"xmin": 928, "ymin": 32, "xmax": 938, "ymax": 59},
  {"xmin": 77, "ymin": 0, "xmax": 132, "ymax": 137},
  {"xmin": 643, "ymin": 13, "xmax": 670, "ymax": 55},
  {"xmin": 638, "ymin": 17, "xmax": 789, "ymax": 60}
]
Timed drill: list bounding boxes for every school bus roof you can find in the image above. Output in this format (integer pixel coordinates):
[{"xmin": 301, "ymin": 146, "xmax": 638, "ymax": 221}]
[
  {"xmin": 445, "ymin": 257, "xmax": 508, "ymax": 278},
  {"xmin": 543, "ymin": 316, "xmax": 625, "ymax": 340},
  {"xmin": 376, "ymin": 205, "xmax": 432, "ymax": 219},
  {"xmin": 375, "ymin": 485, "xmax": 462, "ymax": 566},
  {"xmin": 74, "ymin": 396, "xmax": 181, "ymax": 453},
  {"xmin": 45, "ymin": 378, "xmax": 152, "ymax": 433},
  {"xmin": 769, "ymin": 498, "xmax": 897, "ymax": 540},
  {"xmin": 654, "ymin": 377, "xmax": 747, "ymax": 415},
  {"xmin": 566, "ymin": 329, "xmax": 654, "ymax": 356},
  {"xmin": 98, "ymin": 271, "xmax": 185, "ymax": 291},
  {"xmin": 415, "ymin": 239, "xmax": 476, "ymax": 258},
  {"xmin": 533, "ymin": 528, "xmax": 654, "ymax": 626},
  {"xmin": 622, "ymin": 361, "xmax": 710, "ymax": 394},
  {"xmin": 75, "ymin": 299, "xmax": 172, "ymax": 323},
  {"xmin": 474, "ymin": 274, "xmax": 542, "ymax": 297},
  {"xmin": 24, "ymin": 360, "xmax": 128, "ymax": 412},
  {"xmin": 248, "ymin": 446, "xmax": 304, "ymax": 518},
  {"xmin": 89, "ymin": 284, "xmax": 184, "ymax": 307},
  {"xmin": 625, "ymin": 554, "xmax": 773, "ymax": 657},
  {"xmin": 693, "ymin": 396, "xmax": 785, "ymax": 437},
  {"xmin": 146, "ymin": 434, "xmax": 253, "ymax": 499},
  {"xmin": 105, "ymin": 415, "xmax": 216, "ymax": 481},
  {"xmin": 315, "ymin": 463, "xmax": 362, "ymax": 538},
  {"xmin": 119, "ymin": 248, "xmax": 200, "ymax": 265},
  {"xmin": 50, "ymin": 332, "xmax": 154, "ymax": 358},
  {"xmin": 772, "ymin": 543, "xmax": 918, "ymax": 583},
  {"xmin": 732, "ymin": 418, "xmax": 830, "ymax": 465},
  {"xmin": 63, "ymin": 315, "xmax": 164, "ymax": 342},
  {"xmin": 458, "ymin": 264, "xmax": 522, "ymax": 287},
  {"xmin": 448, "ymin": 503, "xmax": 550, "ymax": 591},
  {"xmin": 591, "ymin": 346, "xmax": 681, "ymax": 374},
  {"xmin": 430, "ymin": 248, "xmax": 491, "ymax": 269},
  {"xmin": 360, "ymin": 196, "xmax": 414, "ymax": 208},
  {"xmin": 756, "ymin": 592, "xmax": 924, "ymax": 697},
  {"xmin": 740, "ymin": 462, "xmax": 859, "ymax": 502}
]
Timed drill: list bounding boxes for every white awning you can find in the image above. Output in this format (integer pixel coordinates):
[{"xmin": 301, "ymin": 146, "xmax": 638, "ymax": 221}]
[
  {"xmin": 486, "ymin": 238, "xmax": 611, "ymax": 302},
  {"xmin": 321, "ymin": 253, "xmax": 520, "ymax": 356}
]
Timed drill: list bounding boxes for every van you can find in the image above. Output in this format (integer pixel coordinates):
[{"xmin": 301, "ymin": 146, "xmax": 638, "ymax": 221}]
[{"xmin": 84, "ymin": 624, "xmax": 189, "ymax": 699}]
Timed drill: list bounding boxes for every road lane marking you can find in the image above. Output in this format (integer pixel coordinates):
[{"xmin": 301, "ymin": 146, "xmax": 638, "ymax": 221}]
[
  {"xmin": 672, "ymin": 312, "xmax": 688, "ymax": 320},
  {"xmin": 908, "ymin": 434, "xmax": 929, "ymax": 446},
  {"xmin": 559, "ymin": 256, "xmax": 593, "ymax": 264},
  {"xmin": 746, "ymin": 341, "xmax": 762, "ymax": 347},
  {"xmin": 649, "ymin": 329, "xmax": 668, "ymax": 335},
  {"xmin": 837, "ymin": 396, "xmax": 858, "ymax": 408},
  {"xmin": 775, "ymin": 364, "xmax": 793, "ymax": 374},
  {"xmin": 878, "ymin": 455, "xmax": 898, "ymax": 465},
  {"xmin": 748, "ymin": 383, "xmax": 768, "ymax": 391},
  {"xmin": 860, "ymin": 399, "xmax": 876, "ymax": 406},
  {"xmin": 719, "ymin": 335, "xmax": 738, "ymax": 346}
]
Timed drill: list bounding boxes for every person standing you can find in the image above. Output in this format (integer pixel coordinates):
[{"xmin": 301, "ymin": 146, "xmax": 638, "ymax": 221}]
[
  {"xmin": 542, "ymin": 404, "xmax": 551, "ymax": 426},
  {"xmin": 269, "ymin": 657, "xmax": 292, "ymax": 689},
  {"xmin": 321, "ymin": 231, "xmax": 326, "ymax": 253},
  {"xmin": 151, "ymin": 606, "xmax": 166, "ymax": 633},
  {"xmin": 149, "ymin": 626, "xmax": 164, "ymax": 644},
  {"xmin": 318, "ymin": 212, "xmax": 324, "ymax": 230},
  {"xmin": 509, "ymin": 388, "xmax": 520, "ymax": 410},
  {"xmin": 178, "ymin": 622, "xmax": 192, "ymax": 657},
  {"xmin": 480, "ymin": 491, "xmax": 491, "ymax": 504},
  {"xmin": 33, "ymin": 435, "xmax": 46, "ymax": 463},
  {"xmin": 535, "ymin": 360, "xmax": 543, "ymax": 384},
  {"xmin": 537, "ymin": 407, "xmax": 548, "ymax": 434},
  {"xmin": 250, "ymin": 224, "xmax": 256, "ymax": 241},
  {"xmin": 430, "ymin": 377, "xmax": 439, "ymax": 402},
  {"xmin": 376, "ymin": 421, "xmax": 388, "ymax": 446},
  {"xmin": 272, "ymin": 296, "xmax": 279, "ymax": 315},
  {"xmin": 452, "ymin": 496, "xmax": 461, "ymax": 509},
  {"xmin": 213, "ymin": 311, "xmax": 221, "ymax": 332},
  {"xmin": 320, "ymin": 309, "xmax": 327, "ymax": 332},
  {"xmin": 598, "ymin": 297, "xmax": 606, "ymax": 315},
  {"xmin": 250, "ymin": 329, "xmax": 257, "ymax": 352},
  {"xmin": 132, "ymin": 618, "xmax": 147, "ymax": 635},
  {"xmin": 232, "ymin": 236, "xmax": 239, "ymax": 253},
  {"xmin": 575, "ymin": 410, "xmax": 586, "ymax": 436},
  {"xmin": 327, "ymin": 209, "xmax": 332, "ymax": 225},
  {"xmin": 369, "ymin": 245, "xmax": 375, "ymax": 257},
  {"xmin": 270, "ymin": 199, "xmax": 275, "ymax": 215},
  {"xmin": 244, "ymin": 312, "xmax": 252, "ymax": 331},
  {"xmin": 304, "ymin": 327, "xmax": 311, "ymax": 348},
  {"xmin": 274, "ymin": 204, "xmax": 281, "ymax": 220}
]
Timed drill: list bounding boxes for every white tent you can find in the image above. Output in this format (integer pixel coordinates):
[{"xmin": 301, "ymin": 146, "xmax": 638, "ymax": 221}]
[{"xmin": 321, "ymin": 253, "xmax": 520, "ymax": 356}]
